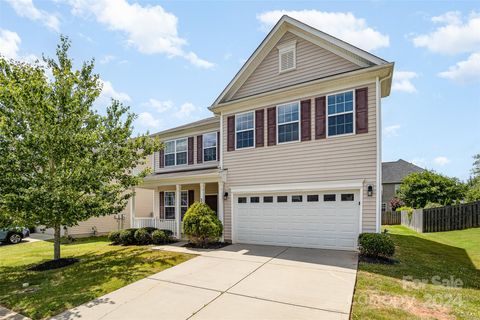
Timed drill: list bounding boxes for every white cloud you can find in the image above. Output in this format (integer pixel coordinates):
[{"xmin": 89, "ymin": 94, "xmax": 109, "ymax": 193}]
[
  {"xmin": 136, "ymin": 112, "xmax": 161, "ymax": 130},
  {"xmin": 438, "ymin": 52, "xmax": 480, "ymax": 83},
  {"xmin": 0, "ymin": 29, "xmax": 21, "ymax": 59},
  {"xmin": 257, "ymin": 10, "xmax": 389, "ymax": 51},
  {"xmin": 6, "ymin": 0, "xmax": 60, "ymax": 32},
  {"xmin": 99, "ymin": 55, "xmax": 115, "ymax": 64},
  {"xmin": 69, "ymin": 0, "xmax": 214, "ymax": 68},
  {"xmin": 99, "ymin": 80, "xmax": 131, "ymax": 102},
  {"xmin": 142, "ymin": 99, "xmax": 174, "ymax": 113},
  {"xmin": 174, "ymin": 102, "xmax": 197, "ymax": 118},
  {"xmin": 413, "ymin": 11, "xmax": 480, "ymax": 55},
  {"xmin": 433, "ymin": 156, "xmax": 451, "ymax": 166},
  {"xmin": 392, "ymin": 71, "xmax": 418, "ymax": 93},
  {"xmin": 383, "ymin": 124, "xmax": 401, "ymax": 137}
]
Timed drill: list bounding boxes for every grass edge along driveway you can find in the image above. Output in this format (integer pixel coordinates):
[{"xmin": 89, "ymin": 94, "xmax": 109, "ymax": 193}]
[
  {"xmin": 352, "ymin": 226, "xmax": 480, "ymax": 320},
  {"xmin": 0, "ymin": 236, "xmax": 194, "ymax": 320}
]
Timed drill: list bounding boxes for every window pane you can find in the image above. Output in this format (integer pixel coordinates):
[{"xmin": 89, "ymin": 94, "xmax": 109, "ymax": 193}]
[
  {"xmin": 345, "ymin": 101, "xmax": 353, "ymax": 112},
  {"xmin": 341, "ymin": 194, "xmax": 354, "ymax": 201},
  {"xmin": 165, "ymin": 192, "xmax": 175, "ymax": 206},
  {"xmin": 307, "ymin": 195, "xmax": 319, "ymax": 202},
  {"xmin": 328, "ymin": 96, "xmax": 335, "ymax": 105},
  {"xmin": 324, "ymin": 194, "xmax": 336, "ymax": 202},
  {"xmin": 278, "ymin": 122, "xmax": 299, "ymax": 143},
  {"xmin": 250, "ymin": 197, "xmax": 260, "ymax": 203},
  {"xmin": 238, "ymin": 197, "xmax": 247, "ymax": 204},
  {"xmin": 328, "ymin": 113, "xmax": 353, "ymax": 137},
  {"xmin": 263, "ymin": 196, "xmax": 273, "ymax": 203},
  {"xmin": 176, "ymin": 151, "xmax": 187, "ymax": 165},
  {"xmin": 165, "ymin": 207, "xmax": 175, "ymax": 219},
  {"xmin": 203, "ymin": 132, "xmax": 217, "ymax": 148},
  {"xmin": 204, "ymin": 147, "xmax": 217, "ymax": 162},
  {"xmin": 292, "ymin": 195, "xmax": 303, "ymax": 202},
  {"xmin": 181, "ymin": 191, "xmax": 188, "ymax": 206},
  {"xmin": 277, "ymin": 196, "xmax": 288, "ymax": 203},
  {"xmin": 236, "ymin": 130, "xmax": 254, "ymax": 148},
  {"xmin": 165, "ymin": 141, "xmax": 175, "ymax": 153},
  {"xmin": 236, "ymin": 112, "xmax": 254, "ymax": 131},
  {"xmin": 165, "ymin": 154, "xmax": 175, "ymax": 166},
  {"xmin": 345, "ymin": 91, "xmax": 353, "ymax": 102},
  {"xmin": 176, "ymin": 139, "xmax": 187, "ymax": 152},
  {"xmin": 277, "ymin": 103, "xmax": 299, "ymax": 124}
]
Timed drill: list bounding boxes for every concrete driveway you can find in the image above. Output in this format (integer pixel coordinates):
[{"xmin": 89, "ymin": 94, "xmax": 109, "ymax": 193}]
[{"xmin": 53, "ymin": 244, "xmax": 358, "ymax": 320}]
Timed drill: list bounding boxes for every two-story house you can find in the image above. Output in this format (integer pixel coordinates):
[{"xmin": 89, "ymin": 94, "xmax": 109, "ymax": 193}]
[{"xmin": 129, "ymin": 15, "xmax": 394, "ymax": 251}]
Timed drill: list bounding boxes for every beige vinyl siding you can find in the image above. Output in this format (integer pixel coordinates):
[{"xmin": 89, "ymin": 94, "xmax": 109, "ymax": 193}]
[
  {"xmin": 232, "ymin": 32, "xmax": 361, "ymax": 101},
  {"xmin": 222, "ymin": 82, "xmax": 377, "ymax": 239}
]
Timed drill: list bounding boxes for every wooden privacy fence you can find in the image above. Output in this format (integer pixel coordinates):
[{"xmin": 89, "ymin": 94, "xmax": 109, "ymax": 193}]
[
  {"xmin": 382, "ymin": 211, "xmax": 401, "ymax": 225},
  {"xmin": 401, "ymin": 201, "xmax": 480, "ymax": 233}
]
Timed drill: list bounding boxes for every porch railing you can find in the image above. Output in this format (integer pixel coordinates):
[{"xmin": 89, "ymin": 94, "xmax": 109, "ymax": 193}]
[{"xmin": 132, "ymin": 218, "xmax": 177, "ymax": 238}]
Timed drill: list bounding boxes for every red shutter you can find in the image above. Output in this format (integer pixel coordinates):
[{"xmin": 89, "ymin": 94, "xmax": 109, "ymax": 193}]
[
  {"xmin": 188, "ymin": 190, "xmax": 194, "ymax": 207},
  {"xmin": 267, "ymin": 107, "xmax": 276, "ymax": 146},
  {"xmin": 197, "ymin": 135, "xmax": 203, "ymax": 163},
  {"xmin": 301, "ymin": 99, "xmax": 311, "ymax": 141},
  {"xmin": 315, "ymin": 97, "xmax": 326, "ymax": 139},
  {"xmin": 255, "ymin": 109, "xmax": 264, "ymax": 147},
  {"xmin": 356, "ymin": 87, "xmax": 368, "ymax": 134},
  {"xmin": 159, "ymin": 192, "xmax": 165, "ymax": 219},
  {"xmin": 188, "ymin": 137, "xmax": 194, "ymax": 165},
  {"xmin": 159, "ymin": 150, "xmax": 165, "ymax": 168},
  {"xmin": 227, "ymin": 116, "xmax": 235, "ymax": 151},
  {"xmin": 217, "ymin": 131, "xmax": 220, "ymax": 161}
]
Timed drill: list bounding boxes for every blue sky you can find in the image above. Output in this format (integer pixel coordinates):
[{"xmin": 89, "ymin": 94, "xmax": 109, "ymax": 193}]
[{"xmin": 1, "ymin": 1, "xmax": 479, "ymax": 181}]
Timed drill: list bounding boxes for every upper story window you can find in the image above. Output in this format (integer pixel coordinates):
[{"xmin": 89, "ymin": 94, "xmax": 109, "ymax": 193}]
[
  {"xmin": 327, "ymin": 90, "xmax": 354, "ymax": 137},
  {"xmin": 278, "ymin": 41, "xmax": 296, "ymax": 73},
  {"xmin": 236, "ymin": 112, "xmax": 254, "ymax": 149},
  {"xmin": 165, "ymin": 138, "xmax": 187, "ymax": 166},
  {"xmin": 277, "ymin": 102, "xmax": 299, "ymax": 143},
  {"xmin": 203, "ymin": 132, "xmax": 217, "ymax": 162}
]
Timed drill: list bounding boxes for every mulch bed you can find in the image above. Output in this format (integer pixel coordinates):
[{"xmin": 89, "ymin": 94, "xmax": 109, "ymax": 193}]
[
  {"xmin": 183, "ymin": 242, "xmax": 230, "ymax": 249},
  {"xmin": 28, "ymin": 258, "xmax": 79, "ymax": 271},
  {"xmin": 359, "ymin": 254, "xmax": 398, "ymax": 265}
]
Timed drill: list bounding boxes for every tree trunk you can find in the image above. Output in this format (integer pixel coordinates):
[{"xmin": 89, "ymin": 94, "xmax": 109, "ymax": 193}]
[{"xmin": 54, "ymin": 225, "xmax": 61, "ymax": 260}]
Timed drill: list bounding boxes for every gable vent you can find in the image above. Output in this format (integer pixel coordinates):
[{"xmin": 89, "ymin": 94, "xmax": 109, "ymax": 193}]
[{"xmin": 278, "ymin": 40, "xmax": 296, "ymax": 73}]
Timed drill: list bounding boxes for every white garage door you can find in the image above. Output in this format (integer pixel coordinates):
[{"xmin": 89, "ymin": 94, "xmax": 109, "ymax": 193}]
[{"xmin": 234, "ymin": 190, "xmax": 360, "ymax": 250}]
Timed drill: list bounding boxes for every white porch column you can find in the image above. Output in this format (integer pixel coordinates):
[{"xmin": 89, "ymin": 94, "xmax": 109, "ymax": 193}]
[
  {"xmin": 175, "ymin": 184, "xmax": 181, "ymax": 239},
  {"xmin": 217, "ymin": 182, "xmax": 224, "ymax": 224},
  {"xmin": 130, "ymin": 188, "xmax": 136, "ymax": 228},
  {"xmin": 200, "ymin": 182, "xmax": 206, "ymax": 203},
  {"xmin": 153, "ymin": 187, "xmax": 159, "ymax": 219}
]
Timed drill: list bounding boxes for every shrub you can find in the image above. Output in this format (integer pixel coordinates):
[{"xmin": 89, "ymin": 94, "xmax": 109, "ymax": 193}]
[
  {"xmin": 183, "ymin": 202, "xmax": 223, "ymax": 246},
  {"xmin": 118, "ymin": 228, "xmax": 137, "ymax": 245},
  {"xmin": 134, "ymin": 228, "xmax": 153, "ymax": 245},
  {"xmin": 108, "ymin": 230, "xmax": 121, "ymax": 244},
  {"xmin": 152, "ymin": 230, "xmax": 171, "ymax": 244},
  {"xmin": 424, "ymin": 202, "xmax": 443, "ymax": 209},
  {"xmin": 141, "ymin": 227, "xmax": 158, "ymax": 234},
  {"xmin": 358, "ymin": 233, "xmax": 395, "ymax": 258},
  {"xmin": 159, "ymin": 229, "xmax": 174, "ymax": 237},
  {"xmin": 388, "ymin": 197, "xmax": 404, "ymax": 212}
]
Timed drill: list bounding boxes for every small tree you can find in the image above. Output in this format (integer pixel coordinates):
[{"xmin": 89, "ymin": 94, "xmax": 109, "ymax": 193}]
[
  {"xmin": 466, "ymin": 154, "xmax": 480, "ymax": 202},
  {"xmin": 0, "ymin": 36, "xmax": 161, "ymax": 260},
  {"xmin": 472, "ymin": 154, "xmax": 480, "ymax": 178},
  {"xmin": 397, "ymin": 171, "xmax": 466, "ymax": 208},
  {"xmin": 183, "ymin": 202, "xmax": 223, "ymax": 247}
]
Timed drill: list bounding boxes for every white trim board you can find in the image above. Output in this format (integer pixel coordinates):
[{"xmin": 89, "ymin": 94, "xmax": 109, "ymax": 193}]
[{"xmin": 229, "ymin": 180, "xmax": 365, "ymax": 194}]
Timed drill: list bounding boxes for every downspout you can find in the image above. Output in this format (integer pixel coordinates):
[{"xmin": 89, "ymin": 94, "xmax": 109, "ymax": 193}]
[{"xmin": 376, "ymin": 69, "xmax": 393, "ymax": 233}]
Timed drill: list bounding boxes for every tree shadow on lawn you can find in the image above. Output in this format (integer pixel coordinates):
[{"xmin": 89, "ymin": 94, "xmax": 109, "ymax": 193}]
[
  {"xmin": 0, "ymin": 246, "xmax": 190, "ymax": 319},
  {"xmin": 360, "ymin": 232, "xmax": 480, "ymax": 290}
]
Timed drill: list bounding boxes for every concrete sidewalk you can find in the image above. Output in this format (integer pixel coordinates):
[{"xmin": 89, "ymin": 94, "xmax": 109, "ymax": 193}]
[
  {"xmin": 53, "ymin": 244, "xmax": 358, "ymax": 320},
  {"xmin": 0, "ymin": 306, "xmax": 31, "ymax": 320}
]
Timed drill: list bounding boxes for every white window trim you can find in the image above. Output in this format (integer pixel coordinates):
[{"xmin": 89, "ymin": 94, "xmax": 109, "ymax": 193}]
[
  {"xmin": 235, "ymin": 111, "xmax": 255, "ymax": 150},
  {"xmin": 202, "ymin": 131, "xmax": 217, "ymax": 162},
  {"xmin": 164, "ymin": 191, "xmax": 176, "ymax": 219},
  {"xmin": 164, "ymin": 138, "xmax": 188, "ymax": 167},
  {"xmin": 276, "ymin": 101, "xmax": 301, "ymax": 145},
  {"xmin": 277, "ymin": 40, "xmax": 297, "ymax": 73},
  {"xmin": 326, "ymin": 89, "xmax": 356, "ymax": 138}
]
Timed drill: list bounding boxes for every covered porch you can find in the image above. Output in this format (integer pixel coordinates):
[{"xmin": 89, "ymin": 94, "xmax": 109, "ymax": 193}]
[{"xmin": 131, "ymin": 169, "xmax": 225, "ymax": 239}]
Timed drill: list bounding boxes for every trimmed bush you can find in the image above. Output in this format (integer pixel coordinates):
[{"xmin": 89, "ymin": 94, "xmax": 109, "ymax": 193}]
[
  {"xmin": 134, "ymin": 228, "xmax": 152, "ymax": 245},
  {"xmin": 141, "ymin": 227, "xmax": 158, "ymax": 234},
  {"xmin": 183, "ymin": 202, "xmax": 223, "ymax": 247},
  {"xmin": 358, "ymin": 233, "xmax": 395, "ymax": 258},
  {"xmin": 152, "ymin": 230, "xmax": 170, "ymax": 244},
  {"xmin": 118, "ymin": 228, "xmax": 137, "ymax": 245},
  {"xmin": 108, "ymin": 230, "xmax": 121, "ymax": 244},
  {"xmin": 159, "ymin": 229, "xmax": 174, "ymax": 237}
]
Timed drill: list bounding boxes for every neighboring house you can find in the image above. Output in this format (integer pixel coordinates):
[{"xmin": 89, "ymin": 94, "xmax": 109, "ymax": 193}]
[
  {"xmin": 131, "ymin": 15, "xmax": 394, "ymax": 251},
  {"xmin": 382, "ymin": 159, "xmax": 425, "ymax": 212}
]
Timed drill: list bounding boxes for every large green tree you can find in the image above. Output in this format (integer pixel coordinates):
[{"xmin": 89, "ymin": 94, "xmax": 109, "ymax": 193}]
[
  {"xmin": 397, "ymin": 170, "xmax": 466, "ymax": 208},
  {"xmin": 466, "ymin": 154, "xmax": 480, "ymax": 202},
  {"xmin": 0, "ymin": 37, "xmax": 161, "ymax": 259}
]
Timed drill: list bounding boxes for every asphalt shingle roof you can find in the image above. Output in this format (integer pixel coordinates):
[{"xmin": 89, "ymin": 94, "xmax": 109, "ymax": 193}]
[{"xmin": 382, "ymin": 159, "xmax": 425, "ymax": 184}]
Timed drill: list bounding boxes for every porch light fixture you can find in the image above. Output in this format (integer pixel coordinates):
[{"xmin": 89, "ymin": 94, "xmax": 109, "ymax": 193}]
[
  {"xmin": 367, "ymin": 185, "xmax": 373, "ymax": 197},
  {"xmin": 223, "ymin": 192, "xmax": 229, "ymax": 200}
]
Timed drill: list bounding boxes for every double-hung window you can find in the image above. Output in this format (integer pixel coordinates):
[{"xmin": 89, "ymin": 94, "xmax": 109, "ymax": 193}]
[
  {"xmin": 235, "ymin": 112, "xmax": 254, "ymax": 149},
  {"xmin": 277, "ymin": 102, "xmax": 299, "ymax": 143},
  {"xmin": 203, "ymin": 132, "xmax": 217, "ymax": 162},
  {"xmin": 165, "ymin": 138, "xmax": 187, "ymax": 166},
  {"xmin": 164, "ymin": 191, "xmax": 189, "ymax": 220},
  {"xmin": 327, "ymin": 91, "xmax": 354, "ymax": 137}
]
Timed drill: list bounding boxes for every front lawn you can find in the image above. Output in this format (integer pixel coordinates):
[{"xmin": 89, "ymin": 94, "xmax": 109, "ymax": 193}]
[
  {"xmin": 352, "ymin": 226, "xmax": 480, "ymax": 320},
  {"xmin": 0, "ymin": 236, "xmax": 194, "ymax": 319}
]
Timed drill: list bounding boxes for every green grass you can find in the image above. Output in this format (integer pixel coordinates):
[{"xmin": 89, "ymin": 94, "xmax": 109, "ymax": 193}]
[
  {"xmin": 0, "ymin": 237, "xmax": 194, "ymax": 319},
  {"xmin": 352, "ymin": 226, "xmax": 480, "ymax": 320}
]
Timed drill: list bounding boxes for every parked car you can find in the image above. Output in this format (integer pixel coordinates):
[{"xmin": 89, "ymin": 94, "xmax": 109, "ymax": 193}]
[{"xmin": 0, "ymin": 227, "xmax": 30, "ymax": 244}]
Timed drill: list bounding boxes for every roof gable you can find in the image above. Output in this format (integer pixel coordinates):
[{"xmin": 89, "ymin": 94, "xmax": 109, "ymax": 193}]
[{"xmin": 382, "ymin": 159, "xmax": 425, "ymax": 184}]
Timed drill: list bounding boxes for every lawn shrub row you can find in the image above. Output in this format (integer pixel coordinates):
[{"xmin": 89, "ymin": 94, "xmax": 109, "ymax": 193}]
[{"xmin": 108, "ymin": 228, "xmax": 174, "ymax": 245}]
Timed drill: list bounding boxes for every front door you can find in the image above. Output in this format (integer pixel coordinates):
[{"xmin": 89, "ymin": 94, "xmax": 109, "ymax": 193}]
[{"xmin": 205, "ymin": 195, "xmax": 218, "ymax": 214}]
